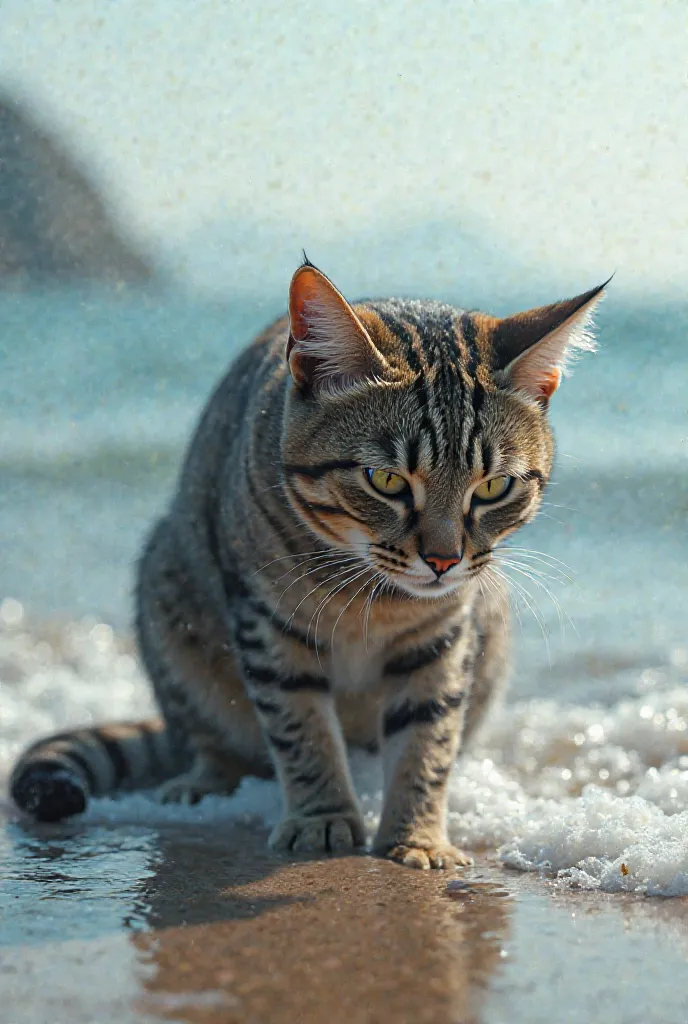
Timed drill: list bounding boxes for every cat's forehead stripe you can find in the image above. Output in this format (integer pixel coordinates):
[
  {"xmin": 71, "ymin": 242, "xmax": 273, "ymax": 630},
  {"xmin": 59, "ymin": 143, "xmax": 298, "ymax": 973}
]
[
  {"xmin": 360, "ymin": 303, "xmax": 493, "ymax": 389},
  {"xmin": 459, "ymin": 313, "xmax": 480, "ymax": 375},
  {"xmin": 357, "ymin": 303, "xmax": 500, "ymax": 476},
  {"xmin": 406, "ymin": 435, "xmax": 420, "ymax": 474}
]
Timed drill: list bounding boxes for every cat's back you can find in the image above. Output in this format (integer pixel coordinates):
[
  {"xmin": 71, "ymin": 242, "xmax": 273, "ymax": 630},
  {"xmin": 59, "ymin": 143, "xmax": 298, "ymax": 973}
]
[{"xmin": 175, "ymin": 313, "xmax": 289, "ymax": 509}]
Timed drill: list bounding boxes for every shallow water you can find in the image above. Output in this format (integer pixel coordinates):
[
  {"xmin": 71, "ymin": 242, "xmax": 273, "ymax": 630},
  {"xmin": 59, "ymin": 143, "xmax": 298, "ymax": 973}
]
[{"xmin": 2, "ymin": 821, "xmax": 688, "ymax": 1024}]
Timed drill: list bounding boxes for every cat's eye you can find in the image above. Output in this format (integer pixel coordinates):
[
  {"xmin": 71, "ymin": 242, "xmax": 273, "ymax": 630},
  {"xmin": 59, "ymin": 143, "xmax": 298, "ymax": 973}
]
[
  {"xmin": 473, "ymin": 475, "xmax": 512, "ymax": 503},
  {"xmin": 365, "ymin": 468, "xmax": 410, "ymax": 497}
]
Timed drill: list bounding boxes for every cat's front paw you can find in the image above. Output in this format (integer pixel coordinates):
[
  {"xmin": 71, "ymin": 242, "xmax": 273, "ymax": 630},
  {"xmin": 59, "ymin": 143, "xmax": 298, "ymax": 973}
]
[
  {"xmin": 269, "ymin": 811, "xmax": 366, "ymax": 855},
  {"xmin": 383, "ymin": 842, "xmax": 473, "ymax": 871}
]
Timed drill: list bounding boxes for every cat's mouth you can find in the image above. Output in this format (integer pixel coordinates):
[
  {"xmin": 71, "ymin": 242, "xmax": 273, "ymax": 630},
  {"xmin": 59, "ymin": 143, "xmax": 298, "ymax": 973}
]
[
  {"xmin": 375, "ymin": 568, "xmax": 466, "ymax": 600},
  {"xmin": 406, "ymin": 578, "xmax": 464, "ymax": 598}
]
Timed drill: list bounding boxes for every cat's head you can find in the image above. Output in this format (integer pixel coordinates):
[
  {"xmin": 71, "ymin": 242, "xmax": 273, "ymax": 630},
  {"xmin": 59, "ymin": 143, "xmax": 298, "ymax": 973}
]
[{"xmin": 281, "ymin": 261, "xmax": 606, "ymax": 599}]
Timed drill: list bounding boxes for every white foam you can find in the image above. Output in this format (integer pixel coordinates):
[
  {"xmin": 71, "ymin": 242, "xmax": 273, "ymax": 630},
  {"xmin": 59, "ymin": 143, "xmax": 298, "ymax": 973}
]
[{"xmin": 2, "ymin": 606, "xmax": 688, "ymax": 896}]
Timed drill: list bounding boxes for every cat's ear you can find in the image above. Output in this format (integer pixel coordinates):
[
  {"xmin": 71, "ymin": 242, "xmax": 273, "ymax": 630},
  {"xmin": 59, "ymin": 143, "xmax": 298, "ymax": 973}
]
[
  {"xmin": 287, "ymin": 262, "xmax": 389, "ymax": 391},
  {"xmin": 492, "ymin": 280, "xmax": 610, "ymax": 404}
]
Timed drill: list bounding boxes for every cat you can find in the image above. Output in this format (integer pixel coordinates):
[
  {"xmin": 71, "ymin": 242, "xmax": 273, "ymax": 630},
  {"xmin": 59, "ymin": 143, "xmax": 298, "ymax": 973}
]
[{"xmin": 10, "ymin": 260, "xmax": 605, "ymax": 869}]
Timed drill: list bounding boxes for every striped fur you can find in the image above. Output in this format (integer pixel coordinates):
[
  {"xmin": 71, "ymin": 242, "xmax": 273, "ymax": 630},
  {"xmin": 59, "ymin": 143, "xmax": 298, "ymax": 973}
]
[{"xmin": 11, "ymin": 262, "xmax": 605, "ymax": 867}]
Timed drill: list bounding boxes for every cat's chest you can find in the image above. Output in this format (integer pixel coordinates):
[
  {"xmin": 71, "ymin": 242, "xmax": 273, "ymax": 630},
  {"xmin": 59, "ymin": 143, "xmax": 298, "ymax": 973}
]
[
  {"xmin": 319, "ymin": 596, "xmax": 456, "ymax": 693},
  {"xmin": 328, "ymin": 639, "xmax": 385, "ymax": 693}
]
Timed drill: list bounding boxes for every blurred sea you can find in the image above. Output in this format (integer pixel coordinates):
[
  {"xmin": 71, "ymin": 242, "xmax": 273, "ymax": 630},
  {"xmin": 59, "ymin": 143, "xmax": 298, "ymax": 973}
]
[{"xmin": 1, "ymin": 285, "xmax": 686, "ymax": 700}]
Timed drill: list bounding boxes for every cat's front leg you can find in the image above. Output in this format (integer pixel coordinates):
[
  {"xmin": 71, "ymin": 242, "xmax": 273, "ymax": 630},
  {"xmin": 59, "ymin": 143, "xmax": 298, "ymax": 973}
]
[
  {"xmin": 374, "ymin": 636, "xmax": 473, "ymax": 870},
  {"xmin": 243, "ymin": 664, "xmax": 365, "ymax": 854}
]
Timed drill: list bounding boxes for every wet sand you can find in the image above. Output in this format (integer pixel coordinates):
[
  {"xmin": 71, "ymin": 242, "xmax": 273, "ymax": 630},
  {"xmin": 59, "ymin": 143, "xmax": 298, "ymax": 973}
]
[{"xmin": 2, "ymin": 814, "xmax": 688, "ymax": 1024}]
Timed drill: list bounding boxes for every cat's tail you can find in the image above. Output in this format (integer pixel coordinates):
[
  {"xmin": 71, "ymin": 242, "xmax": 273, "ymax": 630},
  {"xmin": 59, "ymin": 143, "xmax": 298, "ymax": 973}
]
[{"xmin": 10, "ymin": 719, "xmax": 181, "ymax": 822}]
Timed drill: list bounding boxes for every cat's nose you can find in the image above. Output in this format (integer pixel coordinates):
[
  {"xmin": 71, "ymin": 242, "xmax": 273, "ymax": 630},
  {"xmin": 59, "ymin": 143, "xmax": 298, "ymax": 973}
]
[{"xmin": 421, "ymin": 552, "xmax": 463, "ymax": 577}]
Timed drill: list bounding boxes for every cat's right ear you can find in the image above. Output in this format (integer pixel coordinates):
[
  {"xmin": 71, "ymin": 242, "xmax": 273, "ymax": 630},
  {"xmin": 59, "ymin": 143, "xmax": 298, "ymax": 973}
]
[{"xmin": 287, "ymin": 263, "xmax": 390, "ymax": 392}]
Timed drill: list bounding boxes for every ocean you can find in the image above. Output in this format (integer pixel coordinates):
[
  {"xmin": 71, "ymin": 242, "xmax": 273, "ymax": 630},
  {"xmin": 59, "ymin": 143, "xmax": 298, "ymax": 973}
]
[{"xmin": 1, "ymin": 284, "xmax": 686, "ymax": 896}]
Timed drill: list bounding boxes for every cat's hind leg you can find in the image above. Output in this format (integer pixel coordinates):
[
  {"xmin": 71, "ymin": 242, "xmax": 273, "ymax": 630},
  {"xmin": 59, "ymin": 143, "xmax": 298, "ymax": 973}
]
[
  {"xmin": 136, "ymin": 642, "xmax": 274, "ymax": 807},
  {"xmin": 156, "ymin": 743, "xmax": 272, "ymax": 805},
  {"xmin": 136, "ymin": 519, "xmax": 273, "ymax": 808}
]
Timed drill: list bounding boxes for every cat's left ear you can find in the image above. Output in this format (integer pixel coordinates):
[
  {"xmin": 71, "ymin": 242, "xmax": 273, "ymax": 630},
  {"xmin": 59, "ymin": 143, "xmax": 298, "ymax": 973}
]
[
  {"xmin": 492, "ymin": 279, "xmax": 610, "ymax": 404},
  {"xmin": 287, "ymin": 262, "xmax": 390, "ymax": 391}
]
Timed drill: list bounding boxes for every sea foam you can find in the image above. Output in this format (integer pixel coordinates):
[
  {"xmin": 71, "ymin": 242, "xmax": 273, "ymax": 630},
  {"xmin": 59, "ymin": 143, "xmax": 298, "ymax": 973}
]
[{"xmin": 2, "ymin": 600, "xmax": 687, "ymax": 897}]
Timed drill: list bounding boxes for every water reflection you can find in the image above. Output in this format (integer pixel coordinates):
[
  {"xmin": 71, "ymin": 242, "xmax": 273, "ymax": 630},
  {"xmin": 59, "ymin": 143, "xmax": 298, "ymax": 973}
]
[
  {"xmin": 4, "ymin": 817, "xmax": 688, "ymax": 1023},
  {"xmin": 131, "ymin": 826, "xmax": 512, "ymax": 1024},
  {"xmin": 0, "ymin": 821, "xmax": 158, "ymax": 1023},
  {"xmin": 0, "ymin": 816, "xmax": 517, "ymax": 1022},
  {"xmin": 483, "ymin": 879, "xmax": 688, "ymax": 1024},
  {"xmin": 0, "ymin": 821, "xmax": 157, "ymax": 944}
]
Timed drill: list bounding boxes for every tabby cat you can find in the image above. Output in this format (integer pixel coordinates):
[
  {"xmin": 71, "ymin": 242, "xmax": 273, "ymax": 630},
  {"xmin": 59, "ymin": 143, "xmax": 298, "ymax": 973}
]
[{"xmin": 11, "ymin": 261, "xmax": 605, "ymax": 869}]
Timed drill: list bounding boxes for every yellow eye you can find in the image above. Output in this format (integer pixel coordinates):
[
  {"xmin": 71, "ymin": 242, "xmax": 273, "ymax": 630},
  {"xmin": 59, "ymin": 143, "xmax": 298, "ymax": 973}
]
[
  {"xmin": 473, "ymin": 475, "xmax": 512, "ymax": 503},
  {"xmin": 365, "ymin": 468, "xmax": 410, "ymax": 497}
]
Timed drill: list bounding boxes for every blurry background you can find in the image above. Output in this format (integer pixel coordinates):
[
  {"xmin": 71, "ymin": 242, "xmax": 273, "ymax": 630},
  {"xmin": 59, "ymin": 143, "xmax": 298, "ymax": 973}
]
[{"xmin": 1, "ymin": 0, "xmax": 686, "ymax": 705}]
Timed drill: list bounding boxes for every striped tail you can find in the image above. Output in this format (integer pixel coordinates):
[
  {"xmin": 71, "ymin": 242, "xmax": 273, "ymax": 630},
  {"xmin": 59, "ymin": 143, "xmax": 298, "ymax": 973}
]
[{"xmin": 10, "ymin": 719, "xmax": 181, "ymax": 822}]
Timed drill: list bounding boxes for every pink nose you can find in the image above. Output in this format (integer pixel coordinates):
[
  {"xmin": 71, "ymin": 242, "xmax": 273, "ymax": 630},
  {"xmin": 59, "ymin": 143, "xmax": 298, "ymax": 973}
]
[{"xmin": 422, "ymin": 554, "xmax": 462, "ymax": 577}]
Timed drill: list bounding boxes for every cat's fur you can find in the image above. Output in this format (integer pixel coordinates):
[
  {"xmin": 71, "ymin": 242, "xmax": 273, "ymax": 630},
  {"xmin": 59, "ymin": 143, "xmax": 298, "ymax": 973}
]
[{"xmin": 11, "ymin": 262, "xmax": 605, "ymax": 869}]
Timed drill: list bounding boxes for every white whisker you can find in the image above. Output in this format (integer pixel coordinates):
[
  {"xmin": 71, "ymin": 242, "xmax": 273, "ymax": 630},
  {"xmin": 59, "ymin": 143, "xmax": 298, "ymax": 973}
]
[
  {"xmin": 496, "ymin": 556, "xmax": 572, "ymax": 587},
  {"xmin": 491, "ymin": 563, "xmax": 551, "ymax": 665},
  {"xmin": 310, "ymin": 568, "xmax": 372, "ymax": 667},
  {"xmin": 277, "ymin": 558, "xmax": 362, "ymax": 619},
  {"xmin": 496, "ymin": 558, "xmax": 579, "ymax": 639},
  {"xmin": 541, "ymin": 500, "xmax": 584, "ymax": 516},
  {"xmin": 502, "ymin": 546, "xmax": 577, "ymax": 576},
  {"xmin": 502, "ymin": 547, "xmax": 578, "ymax": 581},
  {"xmin": 478, "ymin": 567, "xmax": 509, "ymax": 638},
  {"xmin": 361, "ymin": 573, "xmax": 387, "ymax": 652},
  {"xmin": 251, "ymin": 549, "xmax": 333, "ymax": 577},
  {"xmin": 273, "ymin": 551, "xmax": 359, "ymax": 584},
  {"xmin": 330, "ymin": 571, "xmax": 376, "ymax": 652}
]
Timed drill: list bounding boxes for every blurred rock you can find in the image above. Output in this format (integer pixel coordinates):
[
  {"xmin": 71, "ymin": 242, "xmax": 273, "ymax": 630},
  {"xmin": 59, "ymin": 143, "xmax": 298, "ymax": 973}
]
[{"xmin": 0, "ymin": 91, "xmax": 153, "ymax": 286}]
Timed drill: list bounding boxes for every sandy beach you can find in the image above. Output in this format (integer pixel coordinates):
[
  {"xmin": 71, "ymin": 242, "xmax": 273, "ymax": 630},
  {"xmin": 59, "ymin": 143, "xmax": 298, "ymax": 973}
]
[{"xmin": 1, "ymin": 816, "xmax": 687, "ymax": 1024}]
